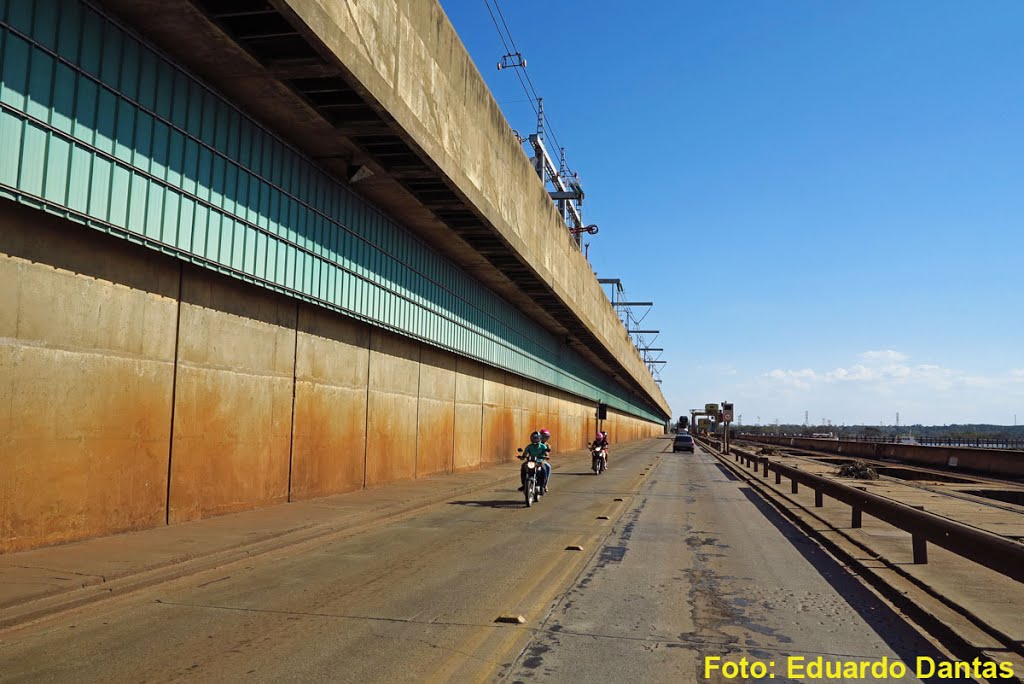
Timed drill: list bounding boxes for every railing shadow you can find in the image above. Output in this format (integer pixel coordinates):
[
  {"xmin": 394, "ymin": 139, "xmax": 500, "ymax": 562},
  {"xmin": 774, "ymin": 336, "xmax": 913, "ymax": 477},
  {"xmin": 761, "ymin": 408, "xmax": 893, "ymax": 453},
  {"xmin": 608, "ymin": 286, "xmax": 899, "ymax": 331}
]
[{"xmin": 735, "ymin": 486, "xmax": 977, "ymax": 683}]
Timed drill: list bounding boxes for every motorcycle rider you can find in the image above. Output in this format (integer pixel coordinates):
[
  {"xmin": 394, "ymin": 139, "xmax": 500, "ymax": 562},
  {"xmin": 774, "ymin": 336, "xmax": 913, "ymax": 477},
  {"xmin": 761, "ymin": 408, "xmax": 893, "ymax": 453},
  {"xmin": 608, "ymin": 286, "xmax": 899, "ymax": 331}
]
[
  {"xmin": 538, "ymin": 428, "xmax": 552, "ymax": 492},
  {"xmin": 591, "ymin": 431, "xmax": 609, "ymax": 469},
  {"xmin": 517, "ymin": 431, "xmax": 550, "ymax": 493}
]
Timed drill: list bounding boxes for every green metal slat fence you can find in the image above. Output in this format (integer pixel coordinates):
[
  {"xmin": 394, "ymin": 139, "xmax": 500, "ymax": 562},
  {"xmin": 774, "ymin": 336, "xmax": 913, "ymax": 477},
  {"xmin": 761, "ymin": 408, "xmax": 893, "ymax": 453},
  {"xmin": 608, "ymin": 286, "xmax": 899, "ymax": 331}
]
[{"xmin": 0, "ymin": 0, "xmax": 664, "ymax": 423}]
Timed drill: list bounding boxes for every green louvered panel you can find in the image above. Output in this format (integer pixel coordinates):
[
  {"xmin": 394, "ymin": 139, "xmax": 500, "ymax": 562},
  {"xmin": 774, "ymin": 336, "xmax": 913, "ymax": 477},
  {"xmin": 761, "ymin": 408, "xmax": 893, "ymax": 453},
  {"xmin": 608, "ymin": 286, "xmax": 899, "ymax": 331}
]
[{"xmin": 0, "ymin": 0, "xmax": 663, "ymax": 422}]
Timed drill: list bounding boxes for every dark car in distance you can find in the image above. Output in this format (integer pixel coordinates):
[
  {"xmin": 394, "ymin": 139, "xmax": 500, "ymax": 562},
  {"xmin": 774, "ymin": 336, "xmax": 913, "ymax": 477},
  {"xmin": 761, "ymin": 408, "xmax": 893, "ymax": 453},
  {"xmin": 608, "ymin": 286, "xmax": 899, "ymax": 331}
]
[{"xmin": 673, "ymin": 433, "xmax": 695, "ymax": 453}]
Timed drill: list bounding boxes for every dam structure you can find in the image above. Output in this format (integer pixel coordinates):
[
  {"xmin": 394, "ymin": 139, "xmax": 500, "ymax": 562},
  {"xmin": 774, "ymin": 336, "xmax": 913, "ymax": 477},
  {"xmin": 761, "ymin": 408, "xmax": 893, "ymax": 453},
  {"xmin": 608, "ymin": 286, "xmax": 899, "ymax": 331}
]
[{"xmin": 0, "ymin": 0, "xmax": 669, "ymax": 551}]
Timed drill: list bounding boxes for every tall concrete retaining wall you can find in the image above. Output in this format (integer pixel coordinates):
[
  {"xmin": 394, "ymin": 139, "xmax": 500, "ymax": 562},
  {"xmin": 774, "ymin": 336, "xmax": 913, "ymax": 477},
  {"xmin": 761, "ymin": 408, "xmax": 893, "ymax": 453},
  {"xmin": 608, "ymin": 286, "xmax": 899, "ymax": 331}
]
[
  {"xmin": 273, "ymin": 0, "xmax": 668, "ymax": 413},
  {"xmin": 0, "ymin": 204, "xmax": 662, "ymax": 552}
]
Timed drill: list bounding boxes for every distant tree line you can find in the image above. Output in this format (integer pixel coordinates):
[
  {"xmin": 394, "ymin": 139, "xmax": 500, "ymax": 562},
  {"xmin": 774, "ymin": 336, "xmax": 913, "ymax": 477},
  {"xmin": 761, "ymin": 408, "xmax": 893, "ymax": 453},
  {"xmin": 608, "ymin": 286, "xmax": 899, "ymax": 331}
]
[{"xmin": 735, "ymin": 424, "xmax": 1024, "ymax": 440}]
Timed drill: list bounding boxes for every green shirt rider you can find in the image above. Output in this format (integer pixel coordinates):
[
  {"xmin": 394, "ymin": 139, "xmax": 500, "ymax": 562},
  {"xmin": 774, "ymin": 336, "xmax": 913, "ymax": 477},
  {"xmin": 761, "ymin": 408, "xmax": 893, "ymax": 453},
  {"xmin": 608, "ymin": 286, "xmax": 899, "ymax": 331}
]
[{"xmin": 518, "ymin": 431, "xmax": 550, "ymax": 492}]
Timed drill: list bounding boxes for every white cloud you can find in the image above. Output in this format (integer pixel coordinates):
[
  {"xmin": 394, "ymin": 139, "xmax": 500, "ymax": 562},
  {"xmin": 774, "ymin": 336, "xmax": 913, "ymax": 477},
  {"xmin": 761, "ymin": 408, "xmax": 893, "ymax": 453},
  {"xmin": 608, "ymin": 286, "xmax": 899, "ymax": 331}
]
[
  {"xmin": 813, "ymin": 355, "xmax": 952, "ymax": 390},
  {"xmin": 764, "ymin": 368, "xmax": 818, "ymax": 390},
  {"xmin": 713, "ymin": 351, "xmax": 1022, "ymax": 425},
  {"xmin": 859, "ymin": 350, "xmax": 908, "ymax": 364},
  {"xmin": 761, "ymin": 350, "xmax": 1005, "ymax": 397},
  {"xmin": 697, "ymin": 363, "xmax": 739, "ymax": 376}
]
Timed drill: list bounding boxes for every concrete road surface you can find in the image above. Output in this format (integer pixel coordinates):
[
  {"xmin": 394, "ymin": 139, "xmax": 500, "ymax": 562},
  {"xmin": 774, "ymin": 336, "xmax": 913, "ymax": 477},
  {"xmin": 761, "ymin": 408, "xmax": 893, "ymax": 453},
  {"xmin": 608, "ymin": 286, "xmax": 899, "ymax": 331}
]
[{"xmin": 0, "ymin": 441, "xmax": 973, "ymax": 683}]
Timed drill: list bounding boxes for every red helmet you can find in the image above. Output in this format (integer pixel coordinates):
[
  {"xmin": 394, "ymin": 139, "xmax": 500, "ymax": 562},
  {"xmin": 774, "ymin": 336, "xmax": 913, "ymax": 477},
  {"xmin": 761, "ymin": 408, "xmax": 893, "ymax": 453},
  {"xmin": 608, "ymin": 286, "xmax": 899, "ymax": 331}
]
[{"xmin": 539, "ymin": 428, "xmax": 550, "ymax": 440}]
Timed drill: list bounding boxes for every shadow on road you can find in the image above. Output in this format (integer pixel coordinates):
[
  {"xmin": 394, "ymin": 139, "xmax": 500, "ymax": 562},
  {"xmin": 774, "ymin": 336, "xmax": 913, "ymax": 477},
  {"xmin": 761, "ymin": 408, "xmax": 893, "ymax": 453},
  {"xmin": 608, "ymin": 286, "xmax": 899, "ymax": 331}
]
[
  {"xmin": 713, "ymin": 463, "xmax": 741, "ymax": 481},
  {"xmin": 736, "ymin": 486, "xmax": 977, "ymax": 683},
  {"xmin": 448, "ymin": 499, "xmax": 524, "ymax": 509}
]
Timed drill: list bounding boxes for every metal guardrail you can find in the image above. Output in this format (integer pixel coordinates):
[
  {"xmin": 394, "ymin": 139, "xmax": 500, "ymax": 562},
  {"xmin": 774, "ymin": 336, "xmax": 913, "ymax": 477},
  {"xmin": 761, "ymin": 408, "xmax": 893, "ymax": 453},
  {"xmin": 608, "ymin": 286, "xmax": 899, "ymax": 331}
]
[{"xmin": 718, "ymin": 444, "xmax": 1024, "ymax": 584}]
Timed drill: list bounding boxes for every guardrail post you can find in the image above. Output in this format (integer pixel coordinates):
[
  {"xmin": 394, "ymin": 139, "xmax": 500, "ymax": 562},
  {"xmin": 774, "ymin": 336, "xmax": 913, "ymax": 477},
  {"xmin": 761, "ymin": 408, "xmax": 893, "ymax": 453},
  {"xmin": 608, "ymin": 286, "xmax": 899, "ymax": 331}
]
[
  {"xmin": 851, "ymin": 507, "xmax": 862, "ymax": 528},
  {"xmin": 791, "ymin": 478, "xmax": 798, "ymax": 494},
  {"xmin": 814, "ymin": 490, "xmax": 823, "ymax": 507},
  {"xmin": 762, "ymin": 459, "xmax": 769, "ymax": 477},
  {"xmin": 913, "ymin": 536, "xmax": 928, "ymax": 564},
  {"xmin": 910, "ymin": 505, "xmax": 928, "ymax": 563},
  {"xmin": 775, "ymin": 471, "xmax": 782, "ymax": 484}
]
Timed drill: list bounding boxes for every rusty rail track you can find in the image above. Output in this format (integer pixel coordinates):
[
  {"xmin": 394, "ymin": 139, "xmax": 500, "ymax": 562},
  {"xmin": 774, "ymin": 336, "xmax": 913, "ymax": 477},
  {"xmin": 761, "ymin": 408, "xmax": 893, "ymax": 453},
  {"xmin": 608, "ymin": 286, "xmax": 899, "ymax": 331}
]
[
  {"xmin": 727, "ymin": 446, "xmax": 1024, "ymax": 583},
  {"xmin": 740, "ymin": 441, "xmax": 1024, "ymax": 519}
]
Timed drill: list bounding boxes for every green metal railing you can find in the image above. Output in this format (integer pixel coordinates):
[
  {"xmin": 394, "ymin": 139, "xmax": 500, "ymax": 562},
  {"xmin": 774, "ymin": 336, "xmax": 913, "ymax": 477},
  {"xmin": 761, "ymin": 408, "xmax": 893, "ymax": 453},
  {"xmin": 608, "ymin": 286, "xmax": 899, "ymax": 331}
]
[{"xmin": 0, "ymin": 0, "xmax": 664, "ymax": 422}]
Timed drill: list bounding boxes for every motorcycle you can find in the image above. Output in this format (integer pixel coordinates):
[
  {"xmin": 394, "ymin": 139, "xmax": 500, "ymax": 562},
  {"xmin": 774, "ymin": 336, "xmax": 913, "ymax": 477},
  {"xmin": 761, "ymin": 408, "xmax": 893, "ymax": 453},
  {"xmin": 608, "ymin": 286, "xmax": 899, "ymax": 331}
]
[
  {"xmin": 592, "ymin": 446, "xmax": 607, "ymax": 475},
  {"xmin": 517, "ymin": 448, "xmax": 544, "ymax": 507}
]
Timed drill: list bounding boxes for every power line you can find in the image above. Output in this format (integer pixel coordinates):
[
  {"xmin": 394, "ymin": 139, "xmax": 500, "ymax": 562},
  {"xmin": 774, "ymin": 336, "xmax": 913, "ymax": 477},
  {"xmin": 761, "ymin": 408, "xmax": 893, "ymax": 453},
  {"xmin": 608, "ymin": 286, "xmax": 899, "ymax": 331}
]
[
  {"xmin": 483, "ymin": 0, "xmax": 573, "ymax": 176},
  {"xmin": 491, "ymin": 1, "xmax": 557, "ymax": 142},
  {"xmin": 492, "ymin": 0, "xmax": 521, "ymax": 55},
  {"xmin": 483, "ymin": 0, "xmax": 537, "ymax": 121}
]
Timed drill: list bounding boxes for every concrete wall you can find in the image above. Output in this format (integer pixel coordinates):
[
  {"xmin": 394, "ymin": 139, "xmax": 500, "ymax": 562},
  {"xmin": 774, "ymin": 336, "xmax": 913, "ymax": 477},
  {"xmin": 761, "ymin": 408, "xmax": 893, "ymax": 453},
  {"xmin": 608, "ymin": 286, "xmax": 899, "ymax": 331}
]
[
  {"xmin": 0, "ymin": 205, "xmax": 662, "ymax": 552},
  {"xmin": 290, "ymin": 305, "xmax": 370, "ymax": 499},
  {"xmin": 0, "ymin": 204, "xmax": 178, "ymax": 550},
  {"xmin": 453, "ymin": 357, "xmax": 484, "ymax": 472},
  {"xmin": 277, "ymin": 0, "xmax": 669, "ymax": 417},
  {"xmin": 168, "ymin": 272, "xmax": 297, "ymax": 523}
]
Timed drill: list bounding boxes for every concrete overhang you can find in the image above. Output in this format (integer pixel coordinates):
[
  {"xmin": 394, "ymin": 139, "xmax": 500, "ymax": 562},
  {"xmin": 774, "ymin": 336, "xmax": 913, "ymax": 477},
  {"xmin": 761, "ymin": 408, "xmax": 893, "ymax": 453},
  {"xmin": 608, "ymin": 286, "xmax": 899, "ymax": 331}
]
[{"xmin": 96, "ymin": 0, "xmax": 669, "ymax": 419}]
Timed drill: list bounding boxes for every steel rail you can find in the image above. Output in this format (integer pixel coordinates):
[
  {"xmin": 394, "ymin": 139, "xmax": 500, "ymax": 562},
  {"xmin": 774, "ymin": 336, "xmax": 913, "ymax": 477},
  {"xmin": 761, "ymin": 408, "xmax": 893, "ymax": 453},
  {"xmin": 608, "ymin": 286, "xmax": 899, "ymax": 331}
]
[
  {"xmin": 750, "ymin": 443, "xmax": 1024, "ymax": 517},
  {"xmin": 720, "ymin": 444, "xmax": 1024, "ymax": 584}
]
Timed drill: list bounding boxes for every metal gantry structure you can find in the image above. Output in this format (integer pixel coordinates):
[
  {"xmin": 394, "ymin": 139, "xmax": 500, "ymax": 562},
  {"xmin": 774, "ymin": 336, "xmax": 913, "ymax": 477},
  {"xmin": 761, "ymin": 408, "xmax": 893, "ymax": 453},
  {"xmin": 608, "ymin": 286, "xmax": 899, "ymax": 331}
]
[
  {"xmin": 597, "ymin": 278, "xmax": 665, "ymax": 381},
  {"xmin": 486, "ymin": 0, "xmax": 664, "ymax": 377},
  {"xmin": 486, "ymin": 1, "xmax": 594, "ymax": 247},
  {"xmin": 527, "ymin": 100, "xmax": 593, "ymax": 246}
]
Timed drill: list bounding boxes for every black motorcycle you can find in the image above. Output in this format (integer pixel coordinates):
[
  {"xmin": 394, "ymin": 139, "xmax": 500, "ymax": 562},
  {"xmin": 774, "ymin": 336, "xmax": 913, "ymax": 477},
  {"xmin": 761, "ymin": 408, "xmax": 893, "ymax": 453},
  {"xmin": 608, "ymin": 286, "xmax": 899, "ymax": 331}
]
[{"xmin": 517, "ymin": 448, "xmax": 544, "ymax": 507}]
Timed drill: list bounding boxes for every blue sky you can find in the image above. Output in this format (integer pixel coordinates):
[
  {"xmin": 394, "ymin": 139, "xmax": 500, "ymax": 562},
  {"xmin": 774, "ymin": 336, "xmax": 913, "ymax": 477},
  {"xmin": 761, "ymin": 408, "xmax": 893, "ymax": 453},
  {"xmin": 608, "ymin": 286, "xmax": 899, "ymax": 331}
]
[{"xmin": 441, "ymin": 1, "xmax": 1024, "ymax": 426}]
